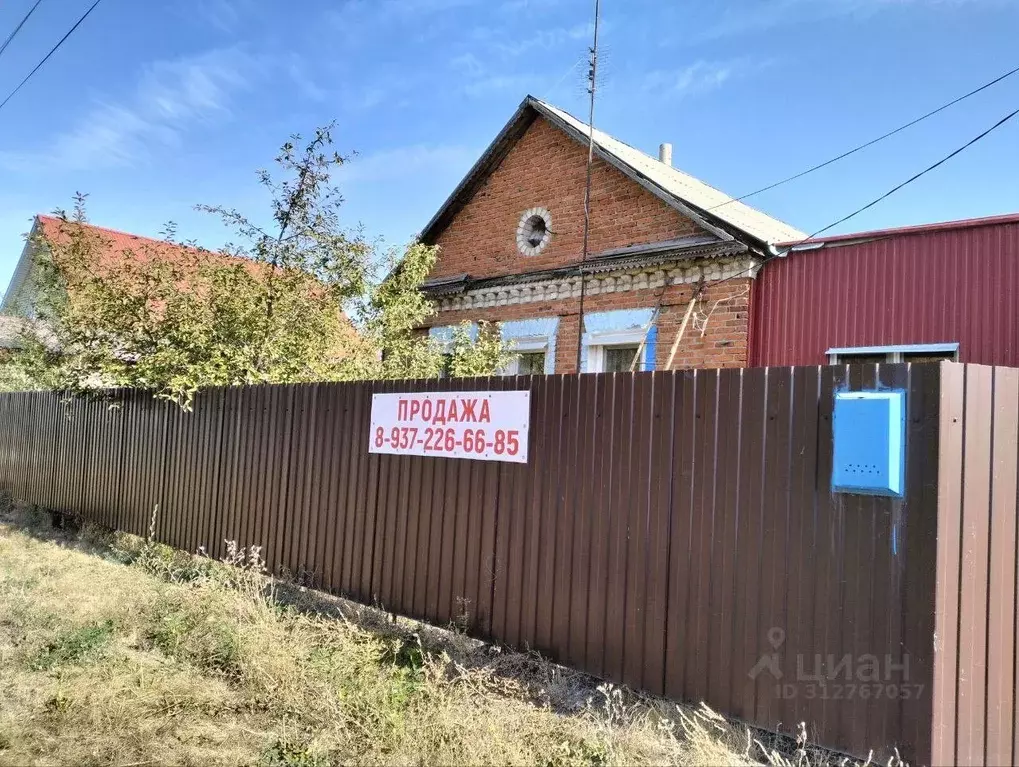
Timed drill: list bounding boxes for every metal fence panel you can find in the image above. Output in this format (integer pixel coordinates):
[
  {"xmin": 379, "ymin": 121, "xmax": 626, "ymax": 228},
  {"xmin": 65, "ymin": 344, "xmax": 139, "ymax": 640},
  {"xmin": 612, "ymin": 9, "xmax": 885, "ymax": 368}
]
[{"xmin": 2, "ymin": 364, "xmax": 997, "ymax": 764}]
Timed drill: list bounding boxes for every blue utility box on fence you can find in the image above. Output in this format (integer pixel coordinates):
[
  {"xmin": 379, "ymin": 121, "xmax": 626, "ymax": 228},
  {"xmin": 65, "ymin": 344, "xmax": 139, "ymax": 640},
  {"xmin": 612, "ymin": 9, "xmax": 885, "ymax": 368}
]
[{"xmin": 831, "ymin": 390, "xmax": 906, "ymax": 497}]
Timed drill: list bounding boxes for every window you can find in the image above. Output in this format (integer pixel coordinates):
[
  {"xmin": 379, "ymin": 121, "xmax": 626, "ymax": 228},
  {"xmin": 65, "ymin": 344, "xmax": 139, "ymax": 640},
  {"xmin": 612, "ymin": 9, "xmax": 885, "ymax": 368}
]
[
  {"xmin": 516, "ymin": 351, "xmax": 546, "ymax": 375},
  {"xmin": 604, "ymin": 345, "xmax": 641, "ymax": 373},
  {"xmin": 826, "ymin": 343, "xmax": 959, "ymax": 365},
  {"xmin": 499, "ymin": 318, "xmax": 558, "ymax": 376},
  {"xmin": 516, "ymin": 207, "xmax": 553, "ymax": 256},
  {"xmin": 580, "ymin": 308, "xmax": 656, "ymax": 373}
]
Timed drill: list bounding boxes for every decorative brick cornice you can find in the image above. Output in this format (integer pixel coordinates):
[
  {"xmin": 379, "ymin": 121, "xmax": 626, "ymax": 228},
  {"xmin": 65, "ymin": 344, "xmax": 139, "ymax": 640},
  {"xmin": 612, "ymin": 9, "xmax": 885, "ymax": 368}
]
[{"xmin": 433, "ymin": 256, "xmax": 759, "ymax": 312}]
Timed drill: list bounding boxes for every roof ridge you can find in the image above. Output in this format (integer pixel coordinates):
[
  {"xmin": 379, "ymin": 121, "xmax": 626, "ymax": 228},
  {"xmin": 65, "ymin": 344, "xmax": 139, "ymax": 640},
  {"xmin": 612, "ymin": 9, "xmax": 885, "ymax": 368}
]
[
  {"xmin": 36, "ymin": 214, "xmax": 180, "ymax": 247},
  {"xmin": 532, "ymin": 99, "xmax": 805, "ymax": 237}
]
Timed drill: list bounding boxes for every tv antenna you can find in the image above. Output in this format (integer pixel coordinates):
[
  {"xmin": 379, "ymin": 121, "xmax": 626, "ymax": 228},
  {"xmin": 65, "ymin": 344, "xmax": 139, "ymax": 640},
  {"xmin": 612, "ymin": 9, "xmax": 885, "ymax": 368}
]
[{"xmin": 575, "ymin": 0, "xmax": 600, "ymax": 373}]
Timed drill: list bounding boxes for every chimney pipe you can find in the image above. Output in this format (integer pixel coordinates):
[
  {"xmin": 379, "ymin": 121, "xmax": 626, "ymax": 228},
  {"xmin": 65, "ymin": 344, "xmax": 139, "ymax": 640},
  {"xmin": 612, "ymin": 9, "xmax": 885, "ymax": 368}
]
[{"xmin": 659, "ymin": 142, "xmax": 673, "ymax": 166}]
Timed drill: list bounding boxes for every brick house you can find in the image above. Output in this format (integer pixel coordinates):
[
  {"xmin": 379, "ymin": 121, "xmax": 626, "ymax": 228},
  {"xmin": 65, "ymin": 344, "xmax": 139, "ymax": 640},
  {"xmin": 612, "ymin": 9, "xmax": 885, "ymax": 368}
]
[{"xmin": 417, "ymin": 96, "xmax": 804, "ymax": 374}]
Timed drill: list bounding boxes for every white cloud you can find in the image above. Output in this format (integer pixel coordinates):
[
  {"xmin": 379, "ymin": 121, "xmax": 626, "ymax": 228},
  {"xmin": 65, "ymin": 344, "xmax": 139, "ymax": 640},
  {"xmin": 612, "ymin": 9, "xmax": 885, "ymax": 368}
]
[
  {"xmin": 493, "ymin": 22, "xmax": 595, "ymax": 58},
  {"xmin": 0, "ymin": 48, "xmax": 258, "ymax": 173},
  {"xmin": 338, "ymin": 145, "xmax": 478, "ymax": 184},
  {"xmin": 447, "ymin": 51, "xmax": 540, "ymax": 98},
  {"xmin": 461, "ymin": 73, "xmax": 538, "ymax": 97},
  {"xmin": 285, "ymin": 54, "xmax": 329, "ymax": 103},
  {"xmin": 192, "ymin": 0, "xmax": 251, "ymax": 32},
  {"xmin": 640, "ymin": 59, "xmax": 754, "ymax": 98},
  {"xmin": 450, "ymin": 52, "xmax": 485, "ymax": 78}
]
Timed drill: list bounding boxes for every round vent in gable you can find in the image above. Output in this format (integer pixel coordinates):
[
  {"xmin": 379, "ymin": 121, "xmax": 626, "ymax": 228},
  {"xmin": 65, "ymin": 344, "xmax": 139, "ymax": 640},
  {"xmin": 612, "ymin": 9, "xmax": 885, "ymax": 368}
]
[{"xmin": 516, "ymin": 207, "xmax": 552, "ymax": 256}]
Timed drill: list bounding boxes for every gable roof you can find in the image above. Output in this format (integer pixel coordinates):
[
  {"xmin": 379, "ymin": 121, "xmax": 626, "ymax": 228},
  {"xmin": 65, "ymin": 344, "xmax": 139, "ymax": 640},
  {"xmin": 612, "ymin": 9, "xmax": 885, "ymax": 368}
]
[
  {"xmin": 2, "ymin": 215, "xmax": 242, "ymax": 314},
  {"xmin": 35, "ymin": 214, "xmax": 217, "ymax": 267},
  {"xmin": 420, "ymin": 95, "xmax": 805, "ymax": 248}
]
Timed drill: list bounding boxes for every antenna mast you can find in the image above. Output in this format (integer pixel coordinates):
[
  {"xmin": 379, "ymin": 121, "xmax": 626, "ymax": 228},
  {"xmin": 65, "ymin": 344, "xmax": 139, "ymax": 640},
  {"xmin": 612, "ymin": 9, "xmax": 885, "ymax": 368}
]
[{"xmin": 574, "ymin": 0, "xmax": 600, "ymax": 373}]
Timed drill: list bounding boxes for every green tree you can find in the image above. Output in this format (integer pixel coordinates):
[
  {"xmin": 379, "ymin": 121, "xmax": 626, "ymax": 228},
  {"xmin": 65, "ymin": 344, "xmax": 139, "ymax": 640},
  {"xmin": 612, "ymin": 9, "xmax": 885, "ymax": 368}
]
[
  {"xmin": 1, "ymin": 126, "xmax": 509, "ymax": 403},
  {"xmin": 447, "ymin": 321, "xmax": 514, "ymax": 378}
]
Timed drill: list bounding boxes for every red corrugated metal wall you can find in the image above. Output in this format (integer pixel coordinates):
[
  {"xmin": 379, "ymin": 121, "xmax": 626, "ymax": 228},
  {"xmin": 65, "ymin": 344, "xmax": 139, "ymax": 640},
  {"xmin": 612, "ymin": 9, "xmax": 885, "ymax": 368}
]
[{"xmin": 751, "ymin": 220, "xmax": 1019, "ymax": 367}]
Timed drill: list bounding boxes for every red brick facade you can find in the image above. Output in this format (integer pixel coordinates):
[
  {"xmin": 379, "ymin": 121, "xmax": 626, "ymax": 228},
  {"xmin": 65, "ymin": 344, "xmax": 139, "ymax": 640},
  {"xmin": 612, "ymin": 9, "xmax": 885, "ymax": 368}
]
[
  {"xmin": 422, "ymin": 114, "xmax": 753, "ymax": 372},
  {"xmin": 423, "ymin": 280, "xmax": 751, "ymax": 373},
  {"xmin": 431, "ymin": 117, "xmax": 705, "ymax": 280}
]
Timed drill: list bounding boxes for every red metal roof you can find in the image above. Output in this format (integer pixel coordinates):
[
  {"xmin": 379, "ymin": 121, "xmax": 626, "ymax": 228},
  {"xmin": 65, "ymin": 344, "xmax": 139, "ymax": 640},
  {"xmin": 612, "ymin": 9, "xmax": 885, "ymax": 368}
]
[
  {"xmin": 776, "ymin": 211, "xmax": 1019, "ymax": 248},
  {"xmin": 752, "ymin": 214, "xmax": 1019, "ymax": 367},
  {"xmin": 35, "ymin": 215, "xmax": 228, "ymax": 269}
]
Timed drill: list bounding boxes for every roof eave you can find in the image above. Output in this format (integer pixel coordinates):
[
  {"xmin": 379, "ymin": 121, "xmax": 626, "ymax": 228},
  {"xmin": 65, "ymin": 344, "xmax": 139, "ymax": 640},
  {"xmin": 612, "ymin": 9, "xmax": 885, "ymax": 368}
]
[
  {"xmin": 776, "ymin": 210, "xmax": 1019, "ymax": 249},
  {"xmin": 524, "ymin": 97, "xmax": 738, "ymax": 245},
  {"xmin": 428, "ymin": 239, "xmax": 751, "ymax": 295},
  {"xmin": 419, "ymin": 95, "xmax": 794, "ymax": 251},
  {"xmin": 419, "ymin": 97, "xmax": 540, "ymax": 245}
]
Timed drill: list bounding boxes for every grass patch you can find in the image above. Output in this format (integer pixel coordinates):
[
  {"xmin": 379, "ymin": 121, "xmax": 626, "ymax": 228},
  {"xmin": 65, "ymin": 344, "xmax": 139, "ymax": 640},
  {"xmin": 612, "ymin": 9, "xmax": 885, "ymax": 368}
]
[
  {"xmin": 0, "ymin": 502, "xmax": 893, "ymax": 767},
  {"xmin": 31, "ymin": 619, "xmax": 115, "ymax": 670}
]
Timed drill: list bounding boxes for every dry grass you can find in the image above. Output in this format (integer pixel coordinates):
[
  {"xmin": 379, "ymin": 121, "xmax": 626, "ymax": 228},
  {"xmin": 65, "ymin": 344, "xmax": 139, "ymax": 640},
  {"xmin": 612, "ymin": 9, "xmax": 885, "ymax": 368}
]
[{"xmin": 0, "ymin": 501, "xmax": 893, "ymax": 767}]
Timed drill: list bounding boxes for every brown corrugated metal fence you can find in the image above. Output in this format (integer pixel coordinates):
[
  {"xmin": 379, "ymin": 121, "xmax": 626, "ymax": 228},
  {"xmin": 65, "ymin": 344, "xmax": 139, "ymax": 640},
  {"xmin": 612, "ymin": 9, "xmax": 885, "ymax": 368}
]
[
  {"xmin": 932, "ymin": 363, "xmax": 1019, "ymax": 766},
  {"xmin": 1, "ymin": 363, "xmax": 1016, "ymax": 764}
]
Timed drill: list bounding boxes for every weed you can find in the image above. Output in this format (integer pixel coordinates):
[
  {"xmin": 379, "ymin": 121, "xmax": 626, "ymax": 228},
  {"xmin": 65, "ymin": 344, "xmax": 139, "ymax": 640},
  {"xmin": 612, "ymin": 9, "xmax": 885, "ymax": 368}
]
[
  {"xmin": 136, "ymin": 540, "xmax": 214, "ymax": 583},
  {"xmin": 1, "ymin": 508, "xmax": 898, "ymax": 767},
  {"xmin": 541, "ymin": 736, "xmax": 612, "ymax": 767},
  {"xmin": 44, "ymin": 688, "xmax": 72, "ymax": 715},
  {"xmin": 79, "ymin": 521, "xmax": 116, "ymax": 550},
  {"xmin": 31, "ymin": 619, "xmax": 116, "ymax": 670},
  {"xmin": 23, "ymin": 503, "xmax": 51, "ymax": 529},
  {"xmin": 382, "ymin": 632, "xmax": 426, "ymax": 673},
  {"xmin": 260, "ymin": 734, "xmax": 329, "ymax": 767},
  {"xmin": 145, "ymin": 590, "xmax": 242, "ymax": 677}
]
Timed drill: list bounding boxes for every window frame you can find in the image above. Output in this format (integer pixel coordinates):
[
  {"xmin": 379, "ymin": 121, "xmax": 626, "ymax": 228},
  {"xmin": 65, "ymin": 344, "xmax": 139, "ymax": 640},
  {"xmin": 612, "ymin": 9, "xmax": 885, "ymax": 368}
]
[
  {"xmin": 503, "ymin": 335, "xmax": 550, "ymax": 375},
  {"xmin": 585, "ymin": 328, "xmax": 649, "ymax": 373},
  {"xmin": 499, "ymin": 318, "xmax": 559, "ymax": 376},
  {"xmin": 826, "ymin": 342, "xmax": 960, "ymax": 365}
]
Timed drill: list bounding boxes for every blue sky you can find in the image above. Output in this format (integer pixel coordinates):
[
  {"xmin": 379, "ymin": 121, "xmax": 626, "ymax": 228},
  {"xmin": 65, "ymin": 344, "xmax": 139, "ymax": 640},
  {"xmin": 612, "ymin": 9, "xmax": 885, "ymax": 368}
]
[{"xmin": 1, "ymin": 0, "xmax": 1017, "ymax": 290}]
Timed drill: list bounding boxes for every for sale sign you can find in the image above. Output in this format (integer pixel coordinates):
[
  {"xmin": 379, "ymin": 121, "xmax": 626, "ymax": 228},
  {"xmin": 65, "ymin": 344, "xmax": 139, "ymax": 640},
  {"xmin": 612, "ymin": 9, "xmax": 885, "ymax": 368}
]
[{"xmin": 369, "ymin": 390, "xmax": 530, "ymax": 463}]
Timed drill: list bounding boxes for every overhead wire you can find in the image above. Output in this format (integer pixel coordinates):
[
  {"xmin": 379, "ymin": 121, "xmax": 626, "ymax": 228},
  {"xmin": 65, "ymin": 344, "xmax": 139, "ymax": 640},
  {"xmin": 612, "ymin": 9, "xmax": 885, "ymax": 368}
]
[
  {"xmin": 0, "ymin": 0, "xmax": 45, "ymax": 61},
  {"xmin": 0, "ymin": 0, "xmax": 103, "ymax": 113},
  {"xmin": 707, "ymin": 62, "xmax": 1019, "ymax": 212},
  {"xmin": 700, "ymin": 101, "xmax": 1019, "ymax": 294}
]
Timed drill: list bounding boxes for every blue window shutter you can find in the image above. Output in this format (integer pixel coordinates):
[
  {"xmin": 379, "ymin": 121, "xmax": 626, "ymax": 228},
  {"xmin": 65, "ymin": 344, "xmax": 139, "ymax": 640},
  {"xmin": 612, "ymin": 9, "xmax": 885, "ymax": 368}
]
[{"xmin": 643, "ymin": 325, "xmax": 657, "ymax": 371}]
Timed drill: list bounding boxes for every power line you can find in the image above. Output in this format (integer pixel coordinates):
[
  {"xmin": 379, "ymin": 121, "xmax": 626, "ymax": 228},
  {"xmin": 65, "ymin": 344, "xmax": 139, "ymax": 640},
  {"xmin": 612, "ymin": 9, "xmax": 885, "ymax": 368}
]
[
  {"xmin": 798, "ymin": 103, "xmax": 1019, "ymax": 241},
  {"xmin": 0, "ymin": 0, "xmax": 44, "ymax": 60},
  {"xmin": 708, "ymin": 63, "xmax": 1019, "ymax": 212},
  {"xmin": 707, "ymin": 102, "xmax": 1019, "ymax": 289},
  {"xmin": 0, "ymin": 0, "xmax": 102, "ymax": 114}
]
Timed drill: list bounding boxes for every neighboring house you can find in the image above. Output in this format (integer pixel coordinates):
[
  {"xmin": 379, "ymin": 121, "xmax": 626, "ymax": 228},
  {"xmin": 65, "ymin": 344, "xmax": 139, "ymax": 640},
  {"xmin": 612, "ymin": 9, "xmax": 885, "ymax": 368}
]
[
  {"xmin": 416, "ymin": 95, "xmax": 805, "ymax": 374},
  {"xmin": 1, "ymin": 214, "xmax": 216, "ymax": 319},
  {"xmin": 752, "ymin": 213, "xmax": 1019, "ymax": 367},
  {"xmin": 0, "ymin": 315, "xmax": 56, "ymax": 350},
  {"xmin": 2, "ymin": 214, "xmax": 360, "ymax": 373}
]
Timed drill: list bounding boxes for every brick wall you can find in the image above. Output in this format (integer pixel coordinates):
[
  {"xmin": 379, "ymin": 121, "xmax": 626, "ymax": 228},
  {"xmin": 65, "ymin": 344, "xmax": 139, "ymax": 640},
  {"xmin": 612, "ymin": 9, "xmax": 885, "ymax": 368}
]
[
  {"xmin": 422, "ymin": 277, "xmax": 752, "ymax": 373},
  {"xmin": 429, "ymin": 116, "xmax": 705, "ymax": 280},
  {"xmin": 423, "ymin": 112, "xmax": 751, "ymax": 372}
]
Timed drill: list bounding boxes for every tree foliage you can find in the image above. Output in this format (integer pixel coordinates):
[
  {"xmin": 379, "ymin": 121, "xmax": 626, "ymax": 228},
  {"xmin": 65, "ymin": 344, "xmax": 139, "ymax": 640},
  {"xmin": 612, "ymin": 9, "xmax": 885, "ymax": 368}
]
[
  {"xmin": 448, "ymin": 321, "xmax": 514, "ymax": 378},
  {"xmin": 1, "ymin": 126, "xmax": 509, "ymax": 403}
]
